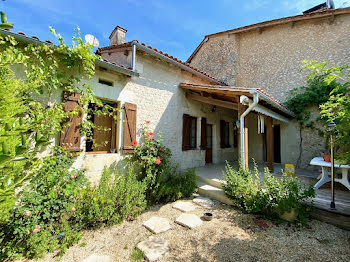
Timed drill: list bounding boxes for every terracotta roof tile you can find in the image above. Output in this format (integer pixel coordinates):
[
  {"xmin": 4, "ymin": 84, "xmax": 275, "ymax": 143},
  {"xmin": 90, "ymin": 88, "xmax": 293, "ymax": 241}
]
[{"xmin": 99, "ymin": 41, "xmax": 227, "ymax": 85}]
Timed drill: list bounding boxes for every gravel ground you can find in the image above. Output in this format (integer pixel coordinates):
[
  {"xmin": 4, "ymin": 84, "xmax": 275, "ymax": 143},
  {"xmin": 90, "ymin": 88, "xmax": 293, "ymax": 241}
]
[{"xmin": 32, "ymin": 199, "xmax": 350, "ymax": 262}]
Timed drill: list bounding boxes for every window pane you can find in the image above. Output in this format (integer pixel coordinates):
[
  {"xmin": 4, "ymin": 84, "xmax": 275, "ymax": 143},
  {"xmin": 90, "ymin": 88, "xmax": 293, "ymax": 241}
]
[
  {"xmin": 225, "ymin": 122, "xmax": 229, "ymax": 146},
  {"xmin": 206, "ymin": 125, "xmax": 212, "ymax": 149},
  {"xmin": 190, "ymin": 118, "xmax": 196, "ymax": 148}
]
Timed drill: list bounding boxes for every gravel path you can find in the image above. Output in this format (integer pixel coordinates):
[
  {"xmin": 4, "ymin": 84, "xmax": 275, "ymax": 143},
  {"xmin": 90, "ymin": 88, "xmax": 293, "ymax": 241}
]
[{"xmin": 33, "ymin": 199, "xmax": 350, "ymax": 262}]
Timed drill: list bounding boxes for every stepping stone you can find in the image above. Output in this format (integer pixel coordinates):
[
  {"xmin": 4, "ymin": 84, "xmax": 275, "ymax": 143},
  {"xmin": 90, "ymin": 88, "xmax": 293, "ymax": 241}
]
[
  {"xmin": 83, "ymin": 254, "xmax": 112, "ymax": 262},
  {"xmin": 173, "ymin": 201, "xmax": 196, "ymax": 212},
  {"xmin": 137, "ymin": 236, "xmax": 169, "ymax": 261},
  {"xmin": 143, "ymin": 216, "xmax": 171, "ymax": 234},
  {"xmin": 192, "ymin": 196, "xmax": 215, "ymax": 208},
  {"xmin": 175, "ymin": 213, "xmax": 203, "ymax": 229}
]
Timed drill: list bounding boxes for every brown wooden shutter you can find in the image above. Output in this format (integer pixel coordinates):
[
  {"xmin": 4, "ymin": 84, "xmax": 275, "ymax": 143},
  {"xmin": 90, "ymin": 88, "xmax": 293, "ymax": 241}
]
[
  {"xmin": 60, "ymin": 92, "xmax": 82, "ymax": 152},
  {"xmin": 123, "ymin": 102, "xmax": 137, "ymax": 153},
  {"xmin": 182, "ymin": 114, "xmax": 190, "ymax": 151},
  {"xmin": 220, "ymin": 120, "xmax": 225, "ymax": 149},
  {"xmin": 200, "ymin": 117, "xmax": 207, "ymax": 150}
]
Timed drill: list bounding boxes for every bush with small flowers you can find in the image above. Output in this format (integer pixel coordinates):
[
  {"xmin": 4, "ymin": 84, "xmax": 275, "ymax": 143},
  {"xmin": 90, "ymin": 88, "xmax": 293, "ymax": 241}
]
[
  {"xmin": 128, "ymin": 122, "xmax": 197, "ymax": 204},
  {"xmin": 0, "ymin": 147, "xmax": 87, "ymax": 260}
]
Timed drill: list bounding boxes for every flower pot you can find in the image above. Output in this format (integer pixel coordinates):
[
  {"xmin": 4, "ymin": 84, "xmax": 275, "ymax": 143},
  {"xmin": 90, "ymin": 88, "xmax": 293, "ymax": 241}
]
[
  {"xmin": 323, "ymin": 154, "xmax": 331, "ymax": 163},
  {"xmin": 280, "ymin": 208, "xmax": 298, "ymax": 222},
  {"xmin": 202, "ymin": 212, "xmax": 213, "ymax": 221}
]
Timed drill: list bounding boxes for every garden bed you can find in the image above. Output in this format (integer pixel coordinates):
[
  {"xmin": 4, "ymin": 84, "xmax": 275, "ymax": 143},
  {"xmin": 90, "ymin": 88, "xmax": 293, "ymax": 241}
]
[{"xmin": 32, "ymin": 199, "xmax": 350, "ymax": 262}]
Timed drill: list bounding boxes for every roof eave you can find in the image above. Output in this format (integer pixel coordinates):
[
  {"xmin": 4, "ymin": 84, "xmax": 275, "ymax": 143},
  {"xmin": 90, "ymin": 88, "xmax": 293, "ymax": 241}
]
[
  {"xmin": 132, "ymin": 41, "xmax": 226, "ymax": 85},
  {"xmin": 0, "ymin": 29, "xmax": 137, "ymax": 77}
]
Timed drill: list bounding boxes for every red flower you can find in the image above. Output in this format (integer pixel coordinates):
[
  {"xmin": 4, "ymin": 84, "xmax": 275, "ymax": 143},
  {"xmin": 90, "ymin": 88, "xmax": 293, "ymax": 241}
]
[
  {"xmin": 147, "ymin": 132, "xmax": 154, "ymax": 136},
  {"xmin": 146, "ymin": 121, "xmax": 150, "ymax": 124},
  {"xmin": 155, "ymin": 157, "xmax": 162, "ymax": 165},
  {"xmin": 131, "ymin": 140, "xmax": 138, "ymax": 146},
  {"xmin": 24, "ymin": 211, "xmax": 31, "ymax": 217},
  {"xmin": 160, "ymin": 147, "xmax": 164, "ymax": 151}
]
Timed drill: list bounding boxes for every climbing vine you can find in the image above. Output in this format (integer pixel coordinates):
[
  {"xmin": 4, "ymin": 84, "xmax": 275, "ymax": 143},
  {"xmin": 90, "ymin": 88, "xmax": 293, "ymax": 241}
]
[
  {"xmin": 285, "ymin": 61, "xmax": 350, "ymax": 164},
  {"xmin": 0, "ymin": 28, "xmax": 116, "ymax": 222}
]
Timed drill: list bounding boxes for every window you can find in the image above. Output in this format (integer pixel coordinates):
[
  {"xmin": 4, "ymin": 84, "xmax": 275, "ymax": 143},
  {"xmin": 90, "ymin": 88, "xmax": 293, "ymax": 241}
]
[
  {"xmin": 182, "ymin": 114, "xmax": 197, "ymax": 151},
  {"xmin": 86, "ymin": 101, "xmax": 118, "ymax": 153},
  {"xmin": 220, "ymin": 120, "xmax": 230, "ymax": 148},
  {"xmin": 98, "ymin": 78, "xmax": 113, "ymax": 86},
  {"xmin": 190, "ymin": 117, "xmax": 197, "ymax": 149}
]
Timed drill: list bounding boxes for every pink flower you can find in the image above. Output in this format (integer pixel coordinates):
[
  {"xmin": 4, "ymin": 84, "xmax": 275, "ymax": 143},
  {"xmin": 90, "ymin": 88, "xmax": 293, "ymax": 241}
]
[
  {"xmin": 131, "ymin": 140, "xmax": 138, "ymax": 146},
  {"xmin": 32, "ymin": 225, "xmax": 41, "ymax": 234},
  {"xmin": 160, "ymin": 147, "xmax": 164, "ymax": 151},
  {"xmin": 146, "ymin": 121, "xmax": 150, "ymax": 124},
  {"xmin": 71, "ymin": 207, "xmax": 76, "ymax": 213},
  {"xmin": 70, "ymin": 173, "xmax": 77, "ymax": 180},
  {"xmin": 155, "ymin": 157, "xmax": 162, "ymax": 165},
  {"xmin": 24, "ymin": 211, "xmax": 31, "ymax": 217}
]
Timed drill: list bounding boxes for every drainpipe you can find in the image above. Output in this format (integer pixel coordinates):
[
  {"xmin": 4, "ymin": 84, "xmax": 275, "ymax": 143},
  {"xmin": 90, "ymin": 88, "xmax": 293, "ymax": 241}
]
[
  {"xmin": 131, "ymin": 42, "xmax": 136, "ymax": 72},
  {"xmin": 240, "ymin": 92, "xmax": 259, "ymax": 168}
]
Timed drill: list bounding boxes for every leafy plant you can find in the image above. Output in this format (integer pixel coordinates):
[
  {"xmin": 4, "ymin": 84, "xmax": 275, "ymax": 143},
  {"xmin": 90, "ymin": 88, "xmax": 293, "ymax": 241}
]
[
  {"xmin": 128, "ymin": 122, "xmax": 197, "ymax": 204},
  {"xmin": 0, "ymin": 27, "xmax": 119, "ymax": 222},
  {"xmin": 73, "ymin": 166, "xmax": 147, "ymax": 228},
  {"xmin": 223, "ymin": 162, "xmax": 315, "ymax": 223},
  {"xmin": 285, "ymin": 61, "xmax": 350, "ymax": 164},
  {"xmin": 0, "ymin": 147, "xmax": 87, "ymax": 260}
]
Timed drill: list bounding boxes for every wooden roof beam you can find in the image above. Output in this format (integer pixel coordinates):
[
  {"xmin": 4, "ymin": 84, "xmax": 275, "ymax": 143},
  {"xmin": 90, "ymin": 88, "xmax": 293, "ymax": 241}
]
[{"xmin": 186, "ymin": 92, "xmax": 238, "ymax": 111}]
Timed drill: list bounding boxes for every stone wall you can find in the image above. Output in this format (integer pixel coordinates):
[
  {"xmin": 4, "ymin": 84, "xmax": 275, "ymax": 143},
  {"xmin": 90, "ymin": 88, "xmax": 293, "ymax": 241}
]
[
  {"xmin": 189, "ymin": 13, "xmax": 350, "ymax": 167},
  {"xmin": 80, "ymin": 51, "xmax": 237, "ymax": 182}
]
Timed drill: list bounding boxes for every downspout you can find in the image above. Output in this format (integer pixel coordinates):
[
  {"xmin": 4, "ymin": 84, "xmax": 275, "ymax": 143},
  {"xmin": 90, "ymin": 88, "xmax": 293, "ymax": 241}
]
[
  {"xmin": 131, "ymin": 42, "xmax": 136, "ymax": 72},
  {"xmin": 240, "ymin": 92, "xmax": 259, "ymax": 168}
]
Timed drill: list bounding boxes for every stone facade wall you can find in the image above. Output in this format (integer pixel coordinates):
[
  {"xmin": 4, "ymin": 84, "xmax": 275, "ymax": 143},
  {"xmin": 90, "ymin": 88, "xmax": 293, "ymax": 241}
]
[
  {"xmin": 80, "ymin": 52, "xmax": 237, "ymax": 182},
  {"xmin": 189, "ymin": 13, "xmax": 350, "ymax": 168}
]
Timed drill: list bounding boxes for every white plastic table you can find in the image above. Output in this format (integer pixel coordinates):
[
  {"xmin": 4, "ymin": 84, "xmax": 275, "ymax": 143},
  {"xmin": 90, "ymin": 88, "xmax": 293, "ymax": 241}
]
[{"xmin": 310, "ymin": 157, "xmax": 350, "ymax": 191}]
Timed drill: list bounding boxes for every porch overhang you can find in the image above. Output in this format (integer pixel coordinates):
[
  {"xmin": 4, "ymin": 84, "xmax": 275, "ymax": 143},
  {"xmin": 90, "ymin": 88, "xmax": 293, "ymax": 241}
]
[{"xmin": 180, "ymin": 83, "xmax": 294, "ymax": 121}]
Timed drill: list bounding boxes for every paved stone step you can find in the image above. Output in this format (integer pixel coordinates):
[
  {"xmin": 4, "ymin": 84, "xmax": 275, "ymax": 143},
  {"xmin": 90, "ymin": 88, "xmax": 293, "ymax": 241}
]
[
  {"xmin": 197, "ymin": 181, "xmax": 233, "ymax": 206},
  {"xmin": 196, "ymin": 174, "xmax": 226, "ymax": 189}
]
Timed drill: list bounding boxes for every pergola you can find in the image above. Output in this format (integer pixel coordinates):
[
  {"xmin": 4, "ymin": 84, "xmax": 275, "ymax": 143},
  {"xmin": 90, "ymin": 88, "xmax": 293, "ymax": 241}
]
[{"xmin": 180, "ymin": 83, "xmax": 294, "ymax": 171}]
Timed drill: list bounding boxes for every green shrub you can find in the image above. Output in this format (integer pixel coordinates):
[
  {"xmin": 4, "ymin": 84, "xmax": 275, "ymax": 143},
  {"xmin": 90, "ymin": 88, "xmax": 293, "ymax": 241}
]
[
  {"xmin": 73, "ymin": 166, "xmax": 147, "ymax": 228},
  {"xmin": 223, "ymin": 162, "xmax": 315, "ymax": 223},
  {"xmin": 0, "ymin": 147, "xmax": 87, "ymax": 260},
  {"xmin": 128, "ymin": 122, "xmax": 197, "ymax": 204},
  {"xmin": 153, "ymin": 168, "xmax": 197, "ymax": 203}
]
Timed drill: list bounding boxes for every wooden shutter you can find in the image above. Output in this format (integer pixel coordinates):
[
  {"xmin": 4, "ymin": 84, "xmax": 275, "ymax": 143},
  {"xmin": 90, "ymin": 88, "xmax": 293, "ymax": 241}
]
[
  {"xmin": 182, "ymin": 114, "xmax": 190, "ymax": 151},
  {"xmin": 123, "ymin": 102, "xmax": 137, "ymax": 153},
  {"xmin": 60, "ymin": 92, "xmax": 82, "ymax": 152},
  {"xmin": 220, "ymin": 120, "xmax": 225, "ymax": 149},
  {"xmin": 200, "ymin": 117, "xmax": 207, "ymax": 150}
]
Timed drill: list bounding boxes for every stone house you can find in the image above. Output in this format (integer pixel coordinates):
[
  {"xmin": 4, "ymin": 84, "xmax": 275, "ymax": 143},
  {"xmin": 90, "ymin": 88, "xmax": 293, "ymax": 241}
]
[
  {"xmin": 1, "ymin": 23, "xmax": 293, "ymax": 182},
  {"xmin": 187, "ymin": 7, "xmax": 350, "ymax": 168}
]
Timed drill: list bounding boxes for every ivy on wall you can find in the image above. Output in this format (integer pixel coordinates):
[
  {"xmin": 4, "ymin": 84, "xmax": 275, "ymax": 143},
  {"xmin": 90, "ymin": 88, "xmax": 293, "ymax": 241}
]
[{"xmin": 285, "ymin": 61, "xmax": 350, "ymax": 164}]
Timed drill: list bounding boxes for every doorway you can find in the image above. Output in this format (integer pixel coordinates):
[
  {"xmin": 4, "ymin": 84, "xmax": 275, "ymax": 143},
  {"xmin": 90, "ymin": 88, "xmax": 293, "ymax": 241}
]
[
  {"xmin": 274, "ymin": 125, "xmax": 281, "ymax": 163},
  {"xmin": 205, "ymin": 124, "xmax": 213, "ymax": 164},
  {"xmin": 262, "ymin": 124, "xmax": 281, "ymax": 163}
]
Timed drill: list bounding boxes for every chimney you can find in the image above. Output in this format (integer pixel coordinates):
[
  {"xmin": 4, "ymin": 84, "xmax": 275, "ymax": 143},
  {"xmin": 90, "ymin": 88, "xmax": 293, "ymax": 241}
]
[{"xmin": 109, "ymin": 25, "xmax": 127, "ymax": 46}]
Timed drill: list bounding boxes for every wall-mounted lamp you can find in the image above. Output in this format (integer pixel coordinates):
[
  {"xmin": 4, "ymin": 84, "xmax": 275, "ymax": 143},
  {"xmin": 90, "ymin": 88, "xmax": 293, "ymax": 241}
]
[{"xmin": 211, "ymin": 106, "xmax": 216, "ymax": 113}]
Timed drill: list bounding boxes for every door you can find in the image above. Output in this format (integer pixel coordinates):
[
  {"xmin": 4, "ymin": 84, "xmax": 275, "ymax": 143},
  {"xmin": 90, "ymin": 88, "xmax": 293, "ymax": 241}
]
[
  {"xmin": 205, "ymin": 124, "xmax": 213, "ymax": 164},
  {"xmin": 274, "ymin": 125, "xmax": 281, "ymax": 163}
]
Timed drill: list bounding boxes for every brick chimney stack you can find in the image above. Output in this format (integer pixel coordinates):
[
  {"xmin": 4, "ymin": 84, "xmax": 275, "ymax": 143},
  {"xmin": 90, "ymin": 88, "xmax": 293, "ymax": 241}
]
[{"xmin": 109, "ymin": 25, "xmax": 127, "ymax": 46}]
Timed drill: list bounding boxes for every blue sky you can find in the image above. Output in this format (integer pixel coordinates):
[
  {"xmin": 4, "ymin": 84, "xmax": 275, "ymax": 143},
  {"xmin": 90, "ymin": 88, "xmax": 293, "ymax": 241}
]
[{"xmin": 2, "ymin": 0, "xmax": 349, "ymax": 60}]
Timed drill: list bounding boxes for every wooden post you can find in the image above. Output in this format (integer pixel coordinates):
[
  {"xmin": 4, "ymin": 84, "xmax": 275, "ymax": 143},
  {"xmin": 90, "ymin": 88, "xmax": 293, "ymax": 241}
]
[
  {"xmin": 266, "ymin": 116, "xmax": 274, "ymax": 172},
  {"xmin": 237, "ymin": 101, "xmax": 249, "ymax": 169}
]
